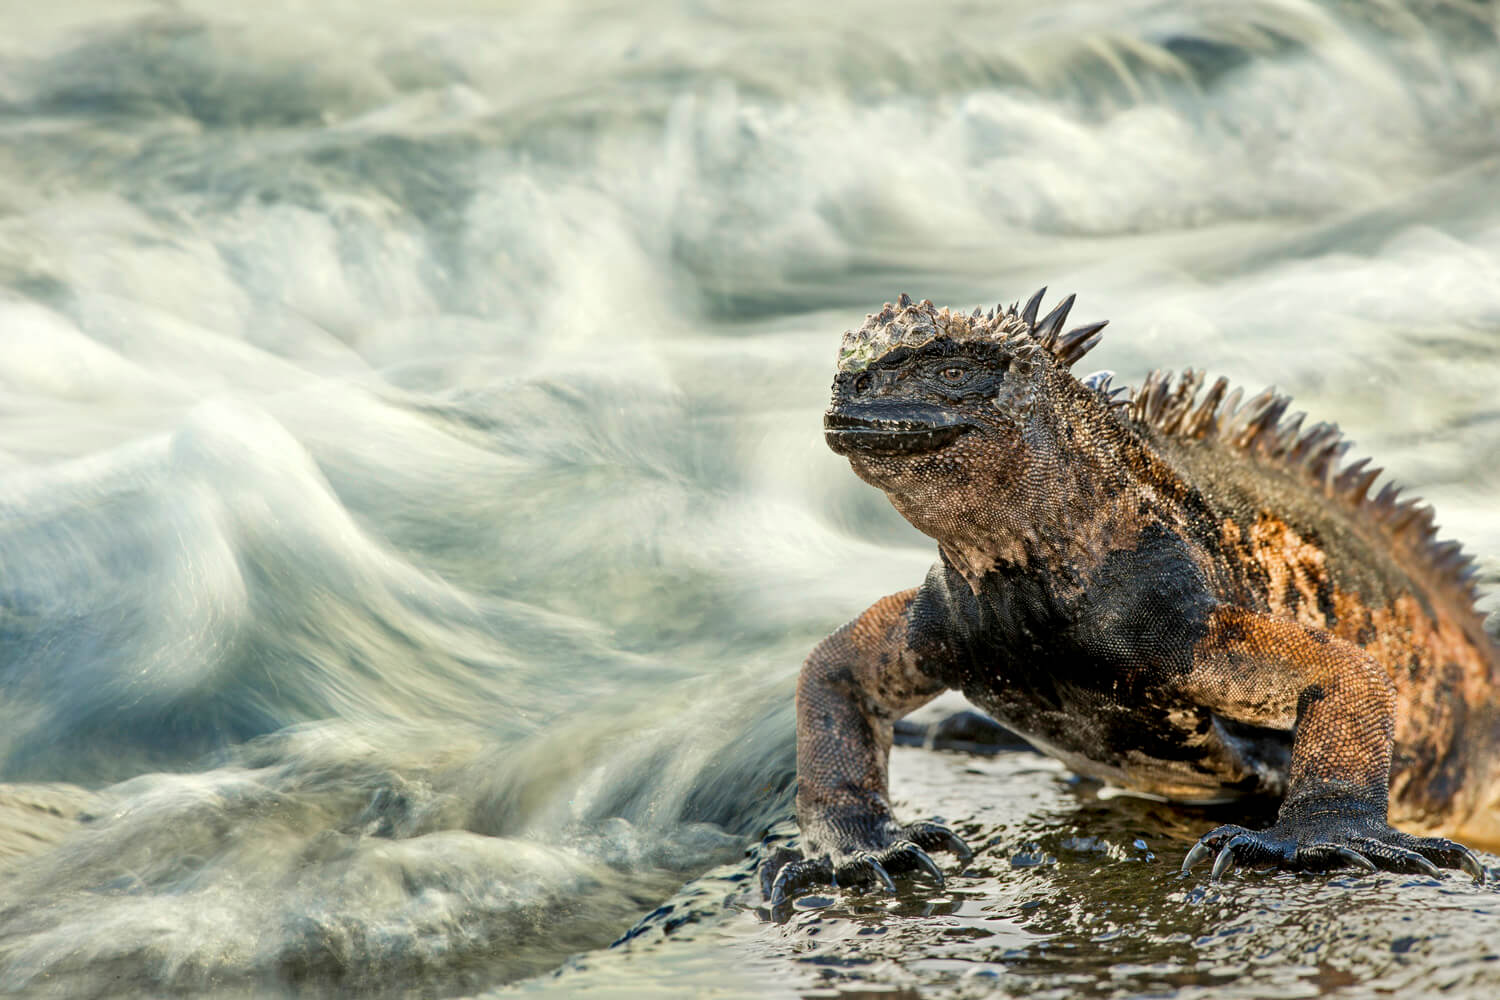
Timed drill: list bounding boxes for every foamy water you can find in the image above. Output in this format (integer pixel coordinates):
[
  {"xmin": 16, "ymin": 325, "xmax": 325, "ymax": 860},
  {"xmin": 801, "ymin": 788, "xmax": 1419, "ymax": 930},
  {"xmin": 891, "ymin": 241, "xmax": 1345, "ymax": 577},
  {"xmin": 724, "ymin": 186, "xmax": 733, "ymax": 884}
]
[{"xmin": 2, "ymin": 1, "xmax": 1499, "ymax": 996}]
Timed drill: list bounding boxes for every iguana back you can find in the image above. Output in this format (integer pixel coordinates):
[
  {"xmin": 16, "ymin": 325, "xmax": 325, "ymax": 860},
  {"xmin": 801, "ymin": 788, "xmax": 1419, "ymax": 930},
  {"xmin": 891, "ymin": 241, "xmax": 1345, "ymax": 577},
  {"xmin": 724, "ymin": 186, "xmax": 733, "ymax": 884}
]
[{"xmin": 1129, "ymin": 370, "xmax": 1500, "ymax": 845}]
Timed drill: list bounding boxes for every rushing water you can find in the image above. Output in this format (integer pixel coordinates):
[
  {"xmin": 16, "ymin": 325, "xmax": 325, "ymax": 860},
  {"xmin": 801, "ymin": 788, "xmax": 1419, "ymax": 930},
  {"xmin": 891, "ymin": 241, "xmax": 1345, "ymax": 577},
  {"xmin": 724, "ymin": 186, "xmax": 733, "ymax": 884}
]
[{"xmin": 2, "ymin": 1, "xmax": 1500, "ymax": 996}]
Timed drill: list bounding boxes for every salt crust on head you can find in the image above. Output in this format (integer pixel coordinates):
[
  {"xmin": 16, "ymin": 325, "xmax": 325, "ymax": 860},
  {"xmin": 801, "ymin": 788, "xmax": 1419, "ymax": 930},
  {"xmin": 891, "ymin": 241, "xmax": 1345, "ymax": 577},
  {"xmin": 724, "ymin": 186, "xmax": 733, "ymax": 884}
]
[{"xmin": 837, "ymin": 292, "xmax": 1031, "ymax": 373}]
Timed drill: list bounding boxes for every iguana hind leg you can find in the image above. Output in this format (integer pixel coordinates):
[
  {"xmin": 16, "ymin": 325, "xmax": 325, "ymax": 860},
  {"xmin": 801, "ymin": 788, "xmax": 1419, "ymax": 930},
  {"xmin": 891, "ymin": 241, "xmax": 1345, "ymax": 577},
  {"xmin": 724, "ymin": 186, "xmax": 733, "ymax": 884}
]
[{"xmin": 1180, "ymin": 606, "xmax": 1486, "ymax": 882}]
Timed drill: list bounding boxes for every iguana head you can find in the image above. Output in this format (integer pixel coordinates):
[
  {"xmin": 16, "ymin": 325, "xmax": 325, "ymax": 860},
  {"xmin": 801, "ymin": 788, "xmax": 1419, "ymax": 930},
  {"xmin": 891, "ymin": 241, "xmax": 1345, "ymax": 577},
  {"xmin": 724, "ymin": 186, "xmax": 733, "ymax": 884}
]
[{"xmin": 824, "ymin": 290, "xmax": 1110, "ymax": 561}]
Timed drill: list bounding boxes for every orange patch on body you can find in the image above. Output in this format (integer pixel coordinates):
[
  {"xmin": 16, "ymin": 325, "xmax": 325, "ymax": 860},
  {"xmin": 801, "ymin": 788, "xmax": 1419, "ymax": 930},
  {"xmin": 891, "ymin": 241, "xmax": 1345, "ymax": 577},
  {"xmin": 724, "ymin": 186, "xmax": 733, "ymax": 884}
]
[
  {"xmin": 1221, "ymin": 513, "xmax": 1500, "ymax": 843},
  {"xmin": 1367, "ymin": 593, "xmax": 1500, "ymax": 840},
  {"xmin": 1246, "ymin": 514, "xmax": 1334, "ymax": 631}
]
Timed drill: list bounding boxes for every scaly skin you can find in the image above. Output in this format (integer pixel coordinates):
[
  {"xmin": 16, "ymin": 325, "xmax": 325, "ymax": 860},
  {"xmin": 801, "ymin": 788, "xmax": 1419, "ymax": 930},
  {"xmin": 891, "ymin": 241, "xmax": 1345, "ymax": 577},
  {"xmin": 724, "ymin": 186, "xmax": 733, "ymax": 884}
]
[{"xmin": 764, "ymin": 291, "xmax": 1499, "ymax": 907}]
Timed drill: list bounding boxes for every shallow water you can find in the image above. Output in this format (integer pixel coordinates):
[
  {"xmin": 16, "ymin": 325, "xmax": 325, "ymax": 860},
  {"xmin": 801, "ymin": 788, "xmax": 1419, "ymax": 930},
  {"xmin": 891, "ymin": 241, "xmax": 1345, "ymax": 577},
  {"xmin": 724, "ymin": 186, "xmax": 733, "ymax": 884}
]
[{"xmin": 1, "ymin": 1, "xmax": 1499, "ymax": 997}]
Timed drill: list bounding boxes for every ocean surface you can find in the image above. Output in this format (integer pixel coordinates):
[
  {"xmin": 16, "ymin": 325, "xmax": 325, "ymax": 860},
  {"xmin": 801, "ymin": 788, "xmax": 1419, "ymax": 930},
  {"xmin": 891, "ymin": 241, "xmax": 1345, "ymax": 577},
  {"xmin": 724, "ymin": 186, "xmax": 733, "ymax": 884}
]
[{"xmin": 2, "ymin": 1, "xmax": 1500, "ymax": 997}]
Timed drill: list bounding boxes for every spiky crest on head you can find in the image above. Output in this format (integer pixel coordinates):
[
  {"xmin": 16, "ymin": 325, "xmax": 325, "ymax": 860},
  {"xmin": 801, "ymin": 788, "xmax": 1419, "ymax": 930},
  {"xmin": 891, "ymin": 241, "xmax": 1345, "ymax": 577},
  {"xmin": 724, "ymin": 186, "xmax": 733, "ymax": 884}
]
[{"xmin": 837, "ymin": 288, "xmax": 1109, "ymax": 373}]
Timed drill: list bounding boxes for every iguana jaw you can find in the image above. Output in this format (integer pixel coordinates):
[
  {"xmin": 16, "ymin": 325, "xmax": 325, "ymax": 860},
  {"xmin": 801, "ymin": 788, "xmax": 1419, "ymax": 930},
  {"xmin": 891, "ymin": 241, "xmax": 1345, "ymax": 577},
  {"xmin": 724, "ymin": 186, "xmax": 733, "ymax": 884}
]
[{"xmin": 824, "ymin": 402, "xmax": 972, "ymax": 456}]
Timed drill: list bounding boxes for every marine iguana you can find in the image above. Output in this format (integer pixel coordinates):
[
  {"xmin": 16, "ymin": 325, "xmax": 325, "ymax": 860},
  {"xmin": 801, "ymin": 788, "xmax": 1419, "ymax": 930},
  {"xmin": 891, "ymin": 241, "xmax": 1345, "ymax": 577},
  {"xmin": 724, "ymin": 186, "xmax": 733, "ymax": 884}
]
[{"xmin": 763, "ymin": 290, "xmax": 1498, "ymax": 905}]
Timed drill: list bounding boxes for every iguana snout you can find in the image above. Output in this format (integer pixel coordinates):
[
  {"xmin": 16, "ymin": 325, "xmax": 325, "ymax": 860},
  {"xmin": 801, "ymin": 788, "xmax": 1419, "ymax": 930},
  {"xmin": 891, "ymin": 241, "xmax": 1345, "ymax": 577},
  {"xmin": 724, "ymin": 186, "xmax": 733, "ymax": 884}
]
[{"xmin": 823, "ymin": 401, "xmax": 971, "ymax": 456}]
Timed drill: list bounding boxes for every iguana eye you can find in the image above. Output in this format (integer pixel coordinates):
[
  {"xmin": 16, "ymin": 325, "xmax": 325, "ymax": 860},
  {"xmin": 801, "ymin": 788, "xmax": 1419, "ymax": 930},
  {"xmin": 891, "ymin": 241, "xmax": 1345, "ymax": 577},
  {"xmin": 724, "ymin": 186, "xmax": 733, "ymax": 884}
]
[
  {"xmin": 853, "ymin": 372, "xmax": 873, "ymax": 394},
  {"xmin": 939, "ymin": 366, "xmax": 968, "ymax": 384}
]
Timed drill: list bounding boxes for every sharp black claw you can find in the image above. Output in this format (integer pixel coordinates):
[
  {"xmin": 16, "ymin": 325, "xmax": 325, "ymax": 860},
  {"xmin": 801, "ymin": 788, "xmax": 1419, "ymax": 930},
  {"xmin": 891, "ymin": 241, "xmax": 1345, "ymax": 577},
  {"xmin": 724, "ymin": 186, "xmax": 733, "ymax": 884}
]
[
  {"xmin": 934, "ymin": 829, "xmax": 973, "ymax": 865},
  {"xmin": 1182, "ymin": 841, "xmax": 1213, "ymax": 873},
  {"xmin": 1212, "ymin": 836, "xmax": 1247, "ymax": 879},
  {"xmin": 760, "ymin": 847, "xmax": 800, "ymax": 898},
  {"xmin": 1174, "ymin": 821, "xmax": 1483, "ymax": 886},
  {"xmin": 767, "ymin": 856, "xmax": 831, "ymax": 907},
  {"xmin": 864, "ymin": 856, "xmax": 896, "ymax": 894},
  {"xmin": 1395, "ymin": 848, "xmax": 1443, "ymax": 879},
  {"xmin": 905, "ymin": 845, "xmax": 945, "ymax": 889},
  {"xmin": 910, "ymin": 822, "xmax": 973, "ymax": 865},
  {"xmin": 1335, "ymin": 847, "xmax": 1377, "ymax": 873}
]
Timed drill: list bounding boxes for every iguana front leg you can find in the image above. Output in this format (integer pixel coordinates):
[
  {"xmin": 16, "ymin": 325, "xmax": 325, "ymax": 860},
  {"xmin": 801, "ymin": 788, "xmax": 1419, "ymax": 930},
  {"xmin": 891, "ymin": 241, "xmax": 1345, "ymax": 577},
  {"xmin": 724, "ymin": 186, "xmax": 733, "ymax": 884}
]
[
  {"xmin": 762, "ymin": 590, "xmax": 972, "ymax": 907},
  {"xmin": 1180, "ymin": 606, "xmax": 1485, "ymax": 882}
]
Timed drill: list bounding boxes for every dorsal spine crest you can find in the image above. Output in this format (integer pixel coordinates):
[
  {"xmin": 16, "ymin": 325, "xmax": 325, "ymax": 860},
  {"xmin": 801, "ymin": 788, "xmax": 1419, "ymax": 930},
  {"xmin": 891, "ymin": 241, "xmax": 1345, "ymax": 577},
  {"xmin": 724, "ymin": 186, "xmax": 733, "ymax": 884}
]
[{"xmin": 1128, "ymin": 368, "xmax": 1482, "ymax": 611}]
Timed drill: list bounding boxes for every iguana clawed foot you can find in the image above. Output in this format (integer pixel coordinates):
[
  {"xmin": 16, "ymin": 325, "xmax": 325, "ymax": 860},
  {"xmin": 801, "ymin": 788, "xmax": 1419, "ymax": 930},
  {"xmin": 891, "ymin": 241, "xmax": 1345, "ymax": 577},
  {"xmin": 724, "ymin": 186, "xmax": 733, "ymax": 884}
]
[
  {"xmin": 761, "ymin": 820, "xmax": 973, "ymax": 908},
  {"xmin": 1182, "ymin": 808, "xmax": 1487, "ymax": 884}
]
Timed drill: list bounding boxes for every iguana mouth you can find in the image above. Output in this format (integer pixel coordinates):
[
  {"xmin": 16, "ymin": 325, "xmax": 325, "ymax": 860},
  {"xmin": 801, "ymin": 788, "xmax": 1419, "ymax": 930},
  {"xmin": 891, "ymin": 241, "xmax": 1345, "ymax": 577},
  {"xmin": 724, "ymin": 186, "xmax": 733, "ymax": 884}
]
[{"xmin": 824, "ymin": 404, "xmax": 971, "ymax": 456}]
